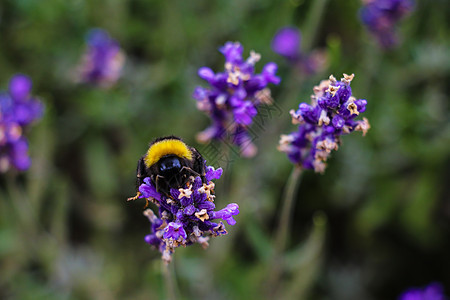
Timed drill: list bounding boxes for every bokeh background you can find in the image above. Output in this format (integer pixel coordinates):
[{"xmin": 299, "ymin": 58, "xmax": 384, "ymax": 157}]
[{"xmin": 0, "ymin": 0, "xmax": 449, "ymax": 299}]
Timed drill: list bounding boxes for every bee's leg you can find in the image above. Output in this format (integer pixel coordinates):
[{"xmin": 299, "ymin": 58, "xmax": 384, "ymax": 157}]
[
  {"xmin": 180, "ymin": 166, "xmax": 200, "ymax": 178},
  {"xmin": 128, "ymin": 157, "xmax": 147, "ymax": 202},
  {"xmin": 180, "ymin": 166, "xmax": 208, "ymax": 184},
  {"xmin": 127, "ymin": 191, "xmax": 141, "ymax": 202},
  {"xmin": 172, "ymin": 171, "xmax": 189, "ymax": 190},
  {"xmin": 155, "ymin": 175, "xmax": 162, "ymax": 193}
]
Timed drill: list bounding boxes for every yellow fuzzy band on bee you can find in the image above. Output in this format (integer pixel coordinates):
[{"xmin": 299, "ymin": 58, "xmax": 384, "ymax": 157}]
[{"xmin": 144, "ymin": 139, "xmax": 193, "ymax": 167}]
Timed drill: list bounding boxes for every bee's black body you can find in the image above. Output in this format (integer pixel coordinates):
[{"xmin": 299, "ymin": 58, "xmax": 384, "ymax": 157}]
[{"xmin": 136, "ymin": 136, "xmax": 206, "ymax": 198}]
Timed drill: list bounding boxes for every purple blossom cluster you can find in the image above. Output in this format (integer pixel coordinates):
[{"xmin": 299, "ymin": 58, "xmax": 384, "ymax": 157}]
[
  {"xmin": 138, "ymin": 165, "xmax": 239, "ymax": 263},
  {"xmin": 193, "ymin": 41, "xmax": 280, "ymax": 157},
  {"xmin": 360, "ymin": 0, "xmax": 415, "ymax": 48},
  {"xmin": 271, "ymin": 26, "xmax": 327, "ymax": 75},
  {"xmin": 76, "ymin": 28, "xmax": 125, "ymax": 88},
  {"xmin": 399, "ymin": 282, "xmax": 447, "ymax": 300},
  {"xmin": 278, "ymin": 73, "xmax": 370, "ymax": 173},
  {"xmin": 0, "ymin": 75, "xmax": 44, "ymax": 172}
]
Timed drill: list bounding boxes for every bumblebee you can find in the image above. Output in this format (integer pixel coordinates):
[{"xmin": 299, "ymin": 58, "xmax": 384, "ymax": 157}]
[{"xmin": 129, "ymin": 136, "xmax": 206, "ymax": 201}]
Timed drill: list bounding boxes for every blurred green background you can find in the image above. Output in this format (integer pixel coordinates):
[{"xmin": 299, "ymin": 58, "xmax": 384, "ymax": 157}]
[{"xmin": 0, "ymin": 0, "xmax": 449, "ymax": 299}]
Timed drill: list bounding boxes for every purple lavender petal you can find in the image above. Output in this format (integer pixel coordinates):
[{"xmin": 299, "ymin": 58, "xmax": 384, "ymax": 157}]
[
  {"xmin": 219, "ymin": 41, "xmax": 243, "ymax": 63},
  {"xmin": 163, "ymin": 222, "xmax": 187, "ymax": 240},
  {"xmin": 139, "ymin": 179, "xmax": 161, "ymax": 201},
  {"xmin": 205, "ymin": 166, "xmax": 223, "ymax": 181},
  {"xmin": 233, "ymin": 101, "xmax": 257, "ymax": 125},
  {"xmin": 145, "ymin": 234, "xmax": 161, "ymax": 246},
  {"xmin": 262, "ymin": 63, "xmax": 281, "ymax": 85}
]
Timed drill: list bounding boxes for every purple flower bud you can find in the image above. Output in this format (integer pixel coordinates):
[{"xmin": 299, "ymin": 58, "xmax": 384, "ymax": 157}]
[
  {"xmin": 193, "ymin": 86, "xmax": 208, "ymax": 101},
  {"xmin": 180, "ymin": 195, "xmax": 193, "ymax": 207},
  {"xmin": 336, "ymin": 83, "xmax": 352, "ymax": 103},
  {"xmin": 198, "ymin": 201, "xmax": 215, "ymax": 211},
  {"xmin": 332, "ymin": 115, "xmax": 345, "ymax": 129},
  {"xmin": 11, "ymin": 138, "xmax": 31, "ymax": 171},
  {"xmin": 183, "ymin": 205, "xmax": 196, "ymax": 216},
  {"xmin": 271, "ymin": 27, "xmax": 301, "ymax": 60},
  {"xmin": 219, "ymin": 41, "xmax": 243, "ymax": 64},
  {"xmin": 355, "ymin": 99, "xmax": 367, "ymax": 113},
  {"xmin": 9, "ymin": 74, "xmax": 32, "ymax": 102},
  {"xmin": 298, "ymin": 103, "xmax": 319, "ymax": 124},
  {"xmin": 198, "ymin": 67, "xmax": 215, "ymax": 82},
  {"xmin": 145, "ymin": 234, "xmax": 160, "ymax": 245}
]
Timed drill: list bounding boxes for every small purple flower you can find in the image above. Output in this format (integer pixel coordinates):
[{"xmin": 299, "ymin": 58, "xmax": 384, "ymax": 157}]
[
  {"xmin": 0, "ymin": 74, "xmax": 44, "ymax": 173},
  {"xmin": 163, "ymin": 222, "xmax": 188, "ymax": 241},
  {"xmin": 210, "ymin": 203, "xmax": 240, "ymax": 226},
  {"xmin": 137, "ymin": 164, "xmax": 239, "ymax": 263},
  {"xmin": 271, "ymin": 26, "xmax": 327, "ymax": 75},
  {"xmin": 278, "ymin": 74, "xmax": 370, "ymax": 173},
  {"xmin": 360, "ymin": 0, "xmax": 415, "ymax": 48},
  {"xmin": 399, "ymin": 282, "xmax": 447, "ymax": 300},
  {"xmin": 76, "ymin": 28, "xmax": 125, "ymax": 88},
  {"xmin": 194, "ymin": 41, "xmax": 280, "ymax": 157}
]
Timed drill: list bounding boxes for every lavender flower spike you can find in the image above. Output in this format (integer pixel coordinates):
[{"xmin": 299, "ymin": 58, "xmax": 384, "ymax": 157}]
[
  {"xmin": 0, "ymin": 74, "xmax": 44, "ymax": 173},
  {"xmin": 399, "ymin": 282, "xmax": 447, "ymax": 300},
  {"xmin": 138, "ymin": 165, "xmax": 239, "ymax": 263},
  {"xmin": 278, "ymin": 73, "xmax": 370, "ymax": 173},
  {"xmin": 193, "ymin": 41, "xmax": 280, "ymax": 157},
  {"xmin": 76, "ymin": 28, "xmax": 125, "ymax": 88},
  {"xmin": 360, "ymin": 0, "xmax": 415, "ymax": 48}
]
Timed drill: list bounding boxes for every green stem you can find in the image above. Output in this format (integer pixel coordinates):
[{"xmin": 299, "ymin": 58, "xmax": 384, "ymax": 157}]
[
  {"xmin": 274, "ymin": 166, "xmax": 303, "ymax": 253},
  {"xmin": 162, "ymin": 261, "xmax": 177, "ymax": 300},
  {"xmin": 266, "ymin": 166, "xmax": 303, "ymax": 297},
  {"xmin": 301, "ymin": 0, "xmax": 329, "ymax": 53}
]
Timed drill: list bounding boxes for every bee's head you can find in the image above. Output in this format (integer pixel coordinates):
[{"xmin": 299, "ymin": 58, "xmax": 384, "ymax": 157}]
[{"xmin": 157, "ymin": 155, "xmax": 182, "ymax": 179}]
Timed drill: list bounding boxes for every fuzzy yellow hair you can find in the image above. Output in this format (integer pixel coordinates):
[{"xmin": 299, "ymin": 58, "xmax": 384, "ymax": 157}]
[{"xmin": 144, "ymin": 139, "xmax": 193, "ymax": 167}]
